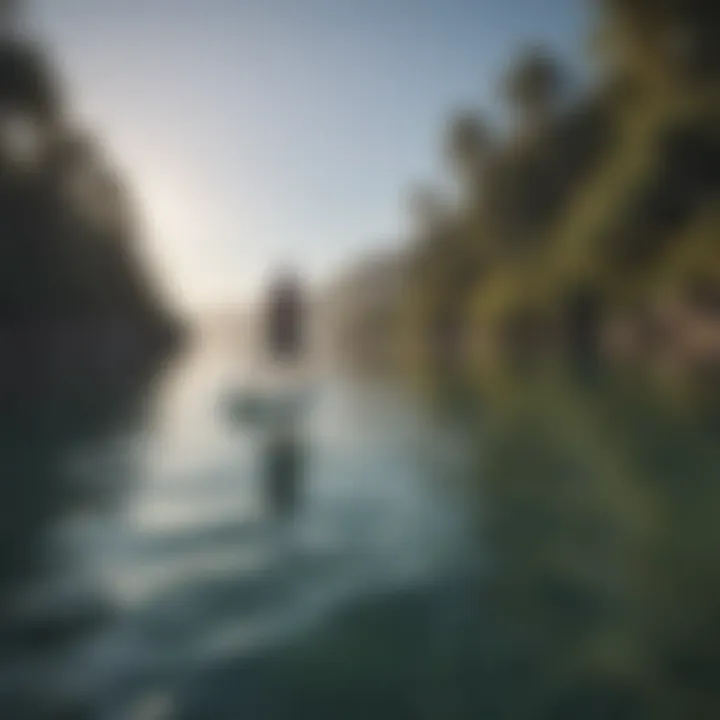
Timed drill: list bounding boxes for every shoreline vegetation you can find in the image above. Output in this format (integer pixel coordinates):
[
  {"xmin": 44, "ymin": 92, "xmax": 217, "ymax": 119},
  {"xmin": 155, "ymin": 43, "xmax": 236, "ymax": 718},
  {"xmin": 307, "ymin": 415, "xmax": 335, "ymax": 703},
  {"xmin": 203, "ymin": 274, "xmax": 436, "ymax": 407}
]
[
  {"xmin": 328, "ymin": 0, "xmax": 720, "ymax": 385},
  {"xmin": 0, "ymin": 16, "xmax": 182, "ymax": 405}
]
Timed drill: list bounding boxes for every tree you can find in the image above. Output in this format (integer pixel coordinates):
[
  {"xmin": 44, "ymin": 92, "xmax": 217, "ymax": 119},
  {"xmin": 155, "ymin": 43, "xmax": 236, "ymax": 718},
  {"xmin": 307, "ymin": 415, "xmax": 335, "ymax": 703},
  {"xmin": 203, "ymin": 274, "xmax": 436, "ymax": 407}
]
[
  {"xmin": 445, "ymin": 111, "xmax": 492, "ymax": 188},
  {"xmin": 599, "ymin": 0, "xmax": 720, "ymax": 85},
  {"xmin": 0, "ymin": 40, "xmax": 60, "ymax": 121},
  {"xmin": 503, "ymin": 47, "xmax": 565, "ymax": 132},
  {"xmin": 407, "ymin": 184, "xmax": 450, "ymax": 239}
]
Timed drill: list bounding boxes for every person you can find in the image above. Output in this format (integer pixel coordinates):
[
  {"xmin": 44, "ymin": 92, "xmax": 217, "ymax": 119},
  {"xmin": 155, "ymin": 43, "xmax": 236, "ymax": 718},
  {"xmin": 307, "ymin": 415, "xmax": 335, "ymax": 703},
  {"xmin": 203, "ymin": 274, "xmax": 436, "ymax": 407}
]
[{"xmin": 265, "ymin": 269, "xmax": 305, "ymax": 364}]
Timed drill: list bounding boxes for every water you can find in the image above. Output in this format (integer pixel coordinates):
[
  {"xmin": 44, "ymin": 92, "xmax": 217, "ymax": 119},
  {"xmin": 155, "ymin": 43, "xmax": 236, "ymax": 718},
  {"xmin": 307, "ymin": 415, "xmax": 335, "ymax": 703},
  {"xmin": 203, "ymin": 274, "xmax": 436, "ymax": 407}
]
[
  {"xmin": 1, "ymin": 339, "xmax": 720, "ymax": 719},
  {"xmin": 0, "ymin": 339, "xmax": 472, "ymax": 718}
]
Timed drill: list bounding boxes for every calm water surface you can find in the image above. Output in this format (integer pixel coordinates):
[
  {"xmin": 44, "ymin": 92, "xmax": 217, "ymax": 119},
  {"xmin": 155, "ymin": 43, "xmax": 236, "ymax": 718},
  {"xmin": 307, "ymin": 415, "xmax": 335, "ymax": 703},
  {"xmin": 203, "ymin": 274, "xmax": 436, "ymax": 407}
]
[
  {"xmin": 0, "ymin": 339, "xmax": 473, "ymax": 718},
  {"xmin": 2, "ymin": 338, "xmax": 720, "ymax": 720}
]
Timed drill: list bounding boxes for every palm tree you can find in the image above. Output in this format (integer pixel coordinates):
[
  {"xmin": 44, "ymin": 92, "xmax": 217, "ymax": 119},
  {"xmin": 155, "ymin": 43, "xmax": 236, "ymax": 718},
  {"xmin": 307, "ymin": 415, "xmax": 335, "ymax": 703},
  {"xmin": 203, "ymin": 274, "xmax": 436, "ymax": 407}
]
[
  {"xmin": 445, "ymin": 111, "xmax": 492, "ymax": 188},
  {"xmin": 503, "ymin": 46, "xmax": 564, "ymax": 133},
  {"xmin": 407, "ymin": 184, "xmax": 449, "ymax": 239},
  {"xmin": 600, "ymin": 0, "xmax": 719, "ymax": 84}
]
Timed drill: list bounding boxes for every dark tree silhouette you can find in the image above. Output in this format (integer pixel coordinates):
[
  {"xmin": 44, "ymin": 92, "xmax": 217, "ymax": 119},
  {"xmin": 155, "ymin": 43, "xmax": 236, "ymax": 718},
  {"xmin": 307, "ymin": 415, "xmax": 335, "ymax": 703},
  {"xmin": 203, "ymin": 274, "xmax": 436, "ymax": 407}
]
[
  {"xmin": 407, "ymin": 185, "xmax": 450, "ymax": 239},
  {"xmin": 0, "ymin": 13, "xmax": 179, "ymax": 351},
  {"xmin": 503, "ymin": 46, "xmax": 565, "ymax": 131},
  {"xmin": 445, "ymin": 111, "xmax": 492, "ymax": 186}
]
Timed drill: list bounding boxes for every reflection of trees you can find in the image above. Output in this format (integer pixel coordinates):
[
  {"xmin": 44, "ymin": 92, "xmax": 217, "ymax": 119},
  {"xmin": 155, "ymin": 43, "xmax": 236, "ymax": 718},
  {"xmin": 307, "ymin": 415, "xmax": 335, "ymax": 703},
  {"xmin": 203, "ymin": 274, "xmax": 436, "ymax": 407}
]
[
  {"xmin": 0, "ymin": 342, "xmax": 154, "ymax": 606},
  {"xmin": 475, "ymin": 377, "xmax": 720, "ymax": 718},
  {"xmin": 0, "ymin": 356, "xmax": 155, "ymax": 717}
]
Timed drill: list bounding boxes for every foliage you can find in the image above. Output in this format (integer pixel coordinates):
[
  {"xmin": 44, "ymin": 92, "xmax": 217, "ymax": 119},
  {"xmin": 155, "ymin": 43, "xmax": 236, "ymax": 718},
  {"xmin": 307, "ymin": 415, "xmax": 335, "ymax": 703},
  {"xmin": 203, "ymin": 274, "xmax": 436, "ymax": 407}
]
[
  {"xmin": 344, "ymin": 0, "xmax": 720, "ymax": 376},
  {"xmin": 0, "ymin": 25, "xmax": 178, "ymax": 344}
]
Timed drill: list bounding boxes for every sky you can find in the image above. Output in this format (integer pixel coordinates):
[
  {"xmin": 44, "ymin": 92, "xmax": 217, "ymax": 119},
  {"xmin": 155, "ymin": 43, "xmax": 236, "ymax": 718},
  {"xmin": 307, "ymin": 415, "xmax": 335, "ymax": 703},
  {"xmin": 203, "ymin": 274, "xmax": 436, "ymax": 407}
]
[{"xmin": 28, "ymin": 0, "xmax": 590, "ymax": 310}]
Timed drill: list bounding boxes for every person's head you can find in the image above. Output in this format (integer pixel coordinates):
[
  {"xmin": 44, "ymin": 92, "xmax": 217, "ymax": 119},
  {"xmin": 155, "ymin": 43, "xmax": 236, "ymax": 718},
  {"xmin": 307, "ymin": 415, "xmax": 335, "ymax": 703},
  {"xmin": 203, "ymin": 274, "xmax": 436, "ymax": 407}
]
[{"xmin": 271, "ymin": 265, "xmax": 301, "ymax": 295}]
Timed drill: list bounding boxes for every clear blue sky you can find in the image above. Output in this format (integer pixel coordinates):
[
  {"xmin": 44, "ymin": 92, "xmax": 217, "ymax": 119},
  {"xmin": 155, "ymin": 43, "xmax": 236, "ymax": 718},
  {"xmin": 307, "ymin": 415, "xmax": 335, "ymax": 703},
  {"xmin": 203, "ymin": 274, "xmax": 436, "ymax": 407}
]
[{"xmin": 30, "ymin": 0, "xmax": 590, "ymax": 309}]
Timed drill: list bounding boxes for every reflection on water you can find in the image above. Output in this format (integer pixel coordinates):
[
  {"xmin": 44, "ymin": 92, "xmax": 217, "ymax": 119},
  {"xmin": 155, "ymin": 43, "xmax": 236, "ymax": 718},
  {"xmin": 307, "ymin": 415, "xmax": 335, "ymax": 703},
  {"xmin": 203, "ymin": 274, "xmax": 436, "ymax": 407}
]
[
  {"xmin": 1, "ymin": 339, "xmax": 719, "ymax": 719},
  {"xmin": 262, "ymin": 425, "xmax": 305, "ymax": 522}
]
